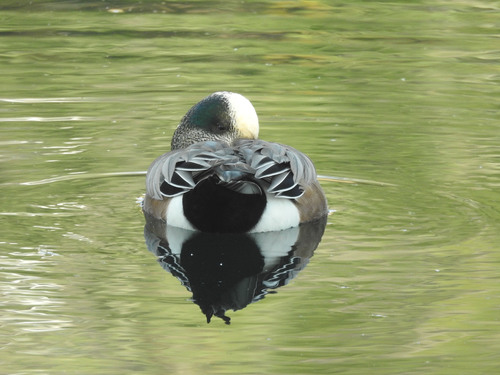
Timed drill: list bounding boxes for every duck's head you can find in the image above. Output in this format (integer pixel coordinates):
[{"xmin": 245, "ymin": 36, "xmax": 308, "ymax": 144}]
[{"xmin": 171, "ymin": 92, "xmax": 259, "ymax": 150}]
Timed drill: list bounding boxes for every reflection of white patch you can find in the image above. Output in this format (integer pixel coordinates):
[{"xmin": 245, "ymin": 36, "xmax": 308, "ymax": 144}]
[
  {"xmin": 250, "ymin": 195, "xmax": 300, "ymax": 233},
  {"xmin": 165, "ymin": 225, "xmax": 196, "ymax": 256},
  {"xmin": 250, "ymin": 226, "xmax": 300, "ymax": 271},
  {"xmin": 165, "ymin": 196, "xmax": 196, "ymax": 231}
]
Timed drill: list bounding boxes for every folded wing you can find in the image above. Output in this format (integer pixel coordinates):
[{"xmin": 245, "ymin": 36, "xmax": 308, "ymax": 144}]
[{"xmin": 146, "ymin": 139, "xmax": 318, "ymax": 201}]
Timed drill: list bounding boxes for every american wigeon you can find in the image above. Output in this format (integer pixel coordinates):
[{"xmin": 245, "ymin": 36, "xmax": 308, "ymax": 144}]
[{"xmin": 143, "ymin": 91, "xmax": 328, "ymax": 233}]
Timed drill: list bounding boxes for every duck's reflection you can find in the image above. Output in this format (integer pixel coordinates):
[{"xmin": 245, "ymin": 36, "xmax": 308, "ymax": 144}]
[{"xmin": 144, "ymin": 216, "xmax": 327, "ymax": 324}]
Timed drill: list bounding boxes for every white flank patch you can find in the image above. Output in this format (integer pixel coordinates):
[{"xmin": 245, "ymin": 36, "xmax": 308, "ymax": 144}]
[
  {"xmin": 166, "ymin": 191, "xmax": 299, "ymax": 233},
  {"xmin": 250, "ymin": 195, "xmax": 300, "ymax": 233},
  {"xmin": 165, "ymin": 196, "xmax": 196, "ymax": 231}
]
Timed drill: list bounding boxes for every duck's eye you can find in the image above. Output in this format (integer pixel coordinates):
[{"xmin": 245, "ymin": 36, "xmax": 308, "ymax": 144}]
[{"xmin": 217, "ymin": 124, "xmax": 228, "ymax": 131}]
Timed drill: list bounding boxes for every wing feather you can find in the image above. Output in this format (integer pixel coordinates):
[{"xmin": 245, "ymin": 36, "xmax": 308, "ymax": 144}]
[{"xmin": 146, "ymin": 139, "xmax": 318, "ymax": 201}]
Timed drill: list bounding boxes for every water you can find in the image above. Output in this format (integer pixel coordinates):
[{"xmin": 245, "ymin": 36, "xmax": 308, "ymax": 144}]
[{"xmin": 1, "ymin": 1, "xmax": 499, "ymax": 374}]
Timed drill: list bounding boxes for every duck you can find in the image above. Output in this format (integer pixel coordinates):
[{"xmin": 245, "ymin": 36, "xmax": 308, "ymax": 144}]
[{"xmin": 143, "ymin": 91, "xmax": 328, "ymax": 233}]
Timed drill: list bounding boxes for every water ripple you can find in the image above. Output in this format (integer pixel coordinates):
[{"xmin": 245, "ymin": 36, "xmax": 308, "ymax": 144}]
[
  {"xmin": 0, "ymin": 171, "xmax": 147, "ymax": 187},
  {"xmin": 0, "ymin": 116, "xmax": 94, "ymax": 122},
  {"xmin": 0, "ymin": 97, "xmax": 94, "ymax": 103}
]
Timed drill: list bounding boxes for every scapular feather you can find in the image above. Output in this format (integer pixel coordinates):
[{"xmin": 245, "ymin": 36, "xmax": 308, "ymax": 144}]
[
  {"xmin": 169, "ymin": 170, "xmax": 195, "ymax": 188},
  {"xmin": 268, "ymin": 171, "xmax": 296, "ymax": 193},
  {"xmin": 176, "ymin": 160, "xmax": 211, "ymax": 171},
  {"xmin": 160, "ymin": 181, "xmax": 186, "ymax": 197},
  {"xmin": 147, "ymin": 139, "xmax": 318, "ymax": 201},
  {"xmin": 276, "ymin": 184, "xmax": 304, "ymax": 199},
  {"xmin": 255, "ymin": 163, "xmax": 289, "ymax": 179}
]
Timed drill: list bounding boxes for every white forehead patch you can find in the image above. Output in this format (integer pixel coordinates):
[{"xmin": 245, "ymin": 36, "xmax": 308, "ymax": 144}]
[{"xmin": 222, "ymin": 92, "xmax": 259, "ymax": 139}]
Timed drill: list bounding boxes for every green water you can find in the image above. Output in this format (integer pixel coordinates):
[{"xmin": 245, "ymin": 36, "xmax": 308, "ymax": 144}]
[{"xmin": 1, "ymin": 1, "xmax": 499, "ymax": 374}]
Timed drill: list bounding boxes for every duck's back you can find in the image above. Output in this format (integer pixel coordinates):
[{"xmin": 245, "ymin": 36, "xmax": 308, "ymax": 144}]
[{"xmin": 144, "ymin": 139, "xmax": 327, "ymax": 233}]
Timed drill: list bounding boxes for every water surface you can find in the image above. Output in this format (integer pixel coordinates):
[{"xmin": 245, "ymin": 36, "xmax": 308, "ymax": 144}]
[{"xmin": 1, "ymin": 1, "xmax": 499, "ymax": 374}]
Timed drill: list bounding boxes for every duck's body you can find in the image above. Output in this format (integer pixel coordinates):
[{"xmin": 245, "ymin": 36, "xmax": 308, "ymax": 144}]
[{"xmin": 143, "ymin": 92, "xmax": 327, "ymax": 233}]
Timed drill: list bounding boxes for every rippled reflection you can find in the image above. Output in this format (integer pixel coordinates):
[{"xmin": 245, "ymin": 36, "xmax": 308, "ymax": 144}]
[{"xmin": 144, "ymin": 216, "xmax": 326, "ymax": 324}]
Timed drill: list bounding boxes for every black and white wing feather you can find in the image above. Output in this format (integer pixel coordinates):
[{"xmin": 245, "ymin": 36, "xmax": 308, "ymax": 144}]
[
  {"xmin": 146, "ymin": 139, "xmax": 318, "ymax": 201},
  {"xmin": 235, "ymin": 139, "xmax": 317, "ymax": 199}
]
